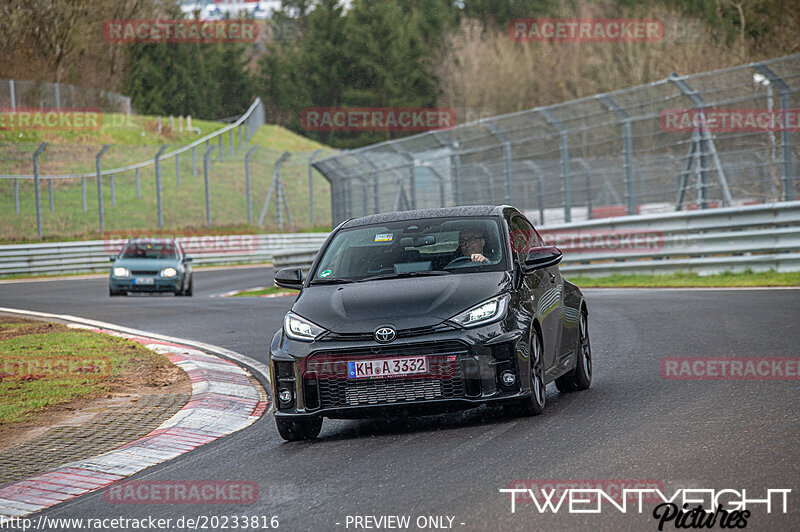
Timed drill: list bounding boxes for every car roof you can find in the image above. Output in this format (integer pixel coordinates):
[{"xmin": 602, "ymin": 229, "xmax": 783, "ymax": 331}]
[
  {"xmin": 341, "ymin": 205, "xmax": 511, "ymax": 228},
  {"xmin": 126, "ymin": 238, "xmax": 177, "ymax": 244}
]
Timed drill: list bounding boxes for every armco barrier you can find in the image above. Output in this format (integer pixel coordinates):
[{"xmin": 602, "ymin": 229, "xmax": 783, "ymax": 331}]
[
  {"xmin": 222, "ymin": 202, "xmax": 800, "ymax": 278},
  {"xmin": 0, "ymin": 233, "xmax": 328, "ymax": 276},
  {"xmin": 3, "ymin": 202, "xmax": 800, "ymax": 277}
]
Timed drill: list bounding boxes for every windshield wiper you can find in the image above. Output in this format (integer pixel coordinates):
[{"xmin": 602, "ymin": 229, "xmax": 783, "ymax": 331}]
[
  {"xmin": 359, "ymin": 270, "xmax": 452, "ymax": 282},
  {"xmin": 309, "ymin": 277, "xmax": 356, "ymax": 285}
]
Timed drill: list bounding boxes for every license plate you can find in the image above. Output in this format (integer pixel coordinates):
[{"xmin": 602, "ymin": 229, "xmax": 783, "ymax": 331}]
[
  {"xmin": 348, "ymin": 356, "xmax": 427, "ymax": 379},
  {"xmin": 134, "ymin": 277, "xmax": 154, "ymax": 285}
]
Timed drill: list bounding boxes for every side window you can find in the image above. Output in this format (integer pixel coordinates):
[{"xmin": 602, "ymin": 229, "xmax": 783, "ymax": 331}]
[{"xmin": 509, "ymin": 215, "xmax": 541, "ymax": 262}]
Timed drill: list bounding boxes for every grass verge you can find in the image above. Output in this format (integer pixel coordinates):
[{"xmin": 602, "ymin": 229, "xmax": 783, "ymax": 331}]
[
  {"xmin": 231, "ymin": 286, "xmax": 296, "ymax": 297},
  {"xmin": 567, "ymin": 270, "xmax": 800, "ymax": 287},
  {"xmin": 0, "ymin": 317, "xmax": 179, "ymax": 426}
]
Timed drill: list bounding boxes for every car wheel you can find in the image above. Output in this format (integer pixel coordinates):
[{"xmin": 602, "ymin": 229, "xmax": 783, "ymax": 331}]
[
  {"xmin": 513, "ymin": 330, "xmax": 546, "ymax": 416},
  {"xmin": 275, "ymin": 416, "xmax": 322, "ymax": 442},
  {"xmin": 109, "ymin": 287, "xmax": 125, "ymax": 297},
  {"xmin": 555, "ymin": 309, "xmax": 592, "ymax": 392},
  {"xmin": 184, "ymin": 276, "xmax": 193, "ymax": 297}
]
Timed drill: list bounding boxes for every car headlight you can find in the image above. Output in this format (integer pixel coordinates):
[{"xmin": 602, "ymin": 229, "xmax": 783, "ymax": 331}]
[
  {"xmin": 113, "ymin": 267, "xmax": 130, "ymax": 277},
  {"xmin": 449, "ymin": 294, "xmax": 510, "ymax": 328},
  {"xmin": 284, "ymin": 312, "xmax": 326, "ymax": 341},
  {"xmin": 161, "ymin": 267, "xmax": 178, "ymax": 278}
]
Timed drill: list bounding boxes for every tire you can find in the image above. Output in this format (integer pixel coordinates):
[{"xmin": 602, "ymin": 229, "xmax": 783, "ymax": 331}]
[
  {"xmin": 109, "ymin": 287, "xmax": 125, "ymax": 297},
  {"xmin": 176, "ymin": 277, "xmax": 193, "ymax": 297},
  {"xmin": 275, "ymin": 416, "xmax": 322, "ymax": 441},
  {"xmin": 512, "ymin": 330, "xmax": 546, "ymax": 416},
  {"xmin": 555, "ymin": 309, "xmax": 592, "ymax": 392}
]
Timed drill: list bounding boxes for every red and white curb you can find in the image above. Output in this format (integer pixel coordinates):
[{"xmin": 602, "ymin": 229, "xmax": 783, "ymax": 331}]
[{"xmin": 0, "ymin": 309, "xmax": 270, "ymax": 523}]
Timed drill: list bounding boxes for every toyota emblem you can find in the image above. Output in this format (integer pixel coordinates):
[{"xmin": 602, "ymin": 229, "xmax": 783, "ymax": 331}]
[{"xmin": 374, "ymin": 327, "xmax": 396, "ymax": 343}]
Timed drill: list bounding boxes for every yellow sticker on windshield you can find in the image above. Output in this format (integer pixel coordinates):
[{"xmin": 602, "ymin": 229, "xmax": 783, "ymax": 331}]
[{"xmin": 374, "ymin": 233, "xmax": 393, "ymax": 242}]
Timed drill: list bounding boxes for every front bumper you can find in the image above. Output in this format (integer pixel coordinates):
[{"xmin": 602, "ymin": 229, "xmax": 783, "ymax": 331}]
[
  {"xmin": 269, "ymin": 320, "xmax": 532, "ymax": 419},
  {"xmin": 109, "ymin": 276, "xmax": 182, "ymax": 293}
]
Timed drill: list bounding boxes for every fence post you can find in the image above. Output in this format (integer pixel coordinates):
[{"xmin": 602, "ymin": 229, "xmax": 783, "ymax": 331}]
[
  {"xmin": 48, "ymin": 178, "xmax": 54, "ymax": 212},
  {"xmin": 110, "ymin": 174, "xmax": 115, "ymax": 207},
  {"xmin": 539, "ymin": 109, "xmax": 571, "ymax": 223},
  {"xmin": 218, "ymin": 135, "xmax": 223, "ymax": 163},
  {"xmin": 451, "ymin": 144, "xmax": 461, "ymax": 205},
  {"xmin": 276, "ymin": 151, "xmax": 293, "ymax": 227},
  {"xmin": 136, "ymin": 168, "xmax": 141, "ymax": 199},
  {"xmin": 54, "ymin": 82, "xmax": 60, "ymax": 108},
  {"xmin": 9, "ymin": 80, "xmax": 16, "ymax": 111},
  {"xmin": 154, "ymin": 145, "xmax": 167, "ymax": 228},
  {"xmin": 95, "ymin": 144, "xmax": 110, "ymax": 233},
  {"xmin": 192, "ymin": 146, "xmax": 197, "ymax": 178},
  {"xmin": 238, "ymin": 124, "xmax": 242, "ymax": 148},
  {"xmin": 14, "ymin": 179, "xmax": 19, "ymax": 213},
  {"xmin": 259, "ymin": 152, "xmax": 290, "ymax": 226},
  {"xmin": 229, "ymin": 129, "xmax": 234, "ymax": 158},
  {"xmin": 175, "ymin": 153, "xmax": 180, "ymax": 187},
  {"xmin": 751, "ymin": 63, "xmax": 794, "ymax": 201},
  {"xmin": 484, "ymin": 120, "xmax": 513, "ymax": 205},
  {"xmin": 33, "ymin": 142, "xmax": 47, "ymax": 238},
  {"xmin": 599, "ymin": 94, "xmax": 636, "ymax": 215},
  {"xmin": 245, "ymin": 145, "xmax": 258, "ymax": 224},
  {"xmin": 308, "ymin": 148, "xmax": 322, "ymax": 225},
  {"xmin": 204, "ymin": 145, "xmax": 215, "ymax": 225}
]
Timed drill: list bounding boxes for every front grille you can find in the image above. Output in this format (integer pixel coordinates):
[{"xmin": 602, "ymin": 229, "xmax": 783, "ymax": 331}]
[
  {"xmin": 131, "ymin": 270, "xmax": 159, "ymax": 275},
  {"xmin": 305, "ymin": 341, "xmax": 468, "ymax": 409},
  {"xmin": 321, "ymin": 323, "xmax": 456, "ymax": 342}
]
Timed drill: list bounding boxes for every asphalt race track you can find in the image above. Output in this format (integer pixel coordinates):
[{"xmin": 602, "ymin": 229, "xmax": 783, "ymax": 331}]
[{"xmin": 1, "ymin": 267, "xmax": 798, "ymax": 531}]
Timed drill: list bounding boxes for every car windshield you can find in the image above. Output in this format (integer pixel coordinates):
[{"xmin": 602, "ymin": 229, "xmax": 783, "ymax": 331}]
[
  {"xmin": 311, "ymin": 217, "xmax": 506, "ymax": 282},
  {"xmin": 120, "ymin": 242, "xmax": 179, "ymax": 260}
]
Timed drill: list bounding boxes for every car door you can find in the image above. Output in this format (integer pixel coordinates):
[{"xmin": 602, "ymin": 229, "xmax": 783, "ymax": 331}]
[{"xmin": 509, "ymin": 214, "xmax": 563, "ymax": 374}]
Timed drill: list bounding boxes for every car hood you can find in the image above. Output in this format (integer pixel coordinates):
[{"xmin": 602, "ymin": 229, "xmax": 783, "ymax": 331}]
[
  {"xmin": 292, "ymin": 271, "xmax": 511, "ymax": 333},
  {"xmin": 113, "ymin": 258, "xmax": 180, "ymax": 270}
]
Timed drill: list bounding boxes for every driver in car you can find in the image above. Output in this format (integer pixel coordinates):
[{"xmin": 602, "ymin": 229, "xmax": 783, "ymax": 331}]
[{"xmin": 458, "ymin": 228, "xmax": 489, "ymax": 263}]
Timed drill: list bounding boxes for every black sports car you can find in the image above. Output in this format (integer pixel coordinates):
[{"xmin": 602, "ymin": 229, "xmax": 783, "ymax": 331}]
[{"xmin": 269, "ymin": 205, "xmax": 591, "ymax": 441}]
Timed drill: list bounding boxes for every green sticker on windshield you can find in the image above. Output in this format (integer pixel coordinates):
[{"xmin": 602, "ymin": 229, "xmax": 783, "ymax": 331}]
[{"xmin": 320, "ymin": 269, "xmax": 332, "ymax": 278}]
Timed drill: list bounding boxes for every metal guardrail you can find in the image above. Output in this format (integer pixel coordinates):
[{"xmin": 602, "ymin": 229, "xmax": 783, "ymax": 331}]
[
  {"xmin": 540, "ymin": 201, "xmax": 800, "ymax": 275},
  {"xmin": 244, "ymin": 202, "xmax": 800, "ymax": 277},
  {"xmin": 3, "ymin": 202, "xmax": 799, "ymax": 277},
  {"xmin": 0, "ymin": 233, "xmax": 328, "ymax": 276}
]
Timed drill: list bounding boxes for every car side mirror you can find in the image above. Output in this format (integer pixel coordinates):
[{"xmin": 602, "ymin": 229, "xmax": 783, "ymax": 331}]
[
  {"xmin": 523, "ymin": 246, "xmax": 563, "ymax": 271},
  {"xmin": 109, "ymin": 255, "xmax": 117, "ymax": 262},
  {"xmin": 184, "ymin": 257, "xmax": 193, "ymax": 263},
  {"xmin": 274, "ymin": 267, "xmax": 304, "ymax": 289}
]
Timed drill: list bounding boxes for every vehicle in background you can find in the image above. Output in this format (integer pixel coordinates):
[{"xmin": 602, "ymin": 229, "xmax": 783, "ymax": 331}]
[{"xmin": 109, "ymin": 239, "xmax": 193, "ymax": 296}]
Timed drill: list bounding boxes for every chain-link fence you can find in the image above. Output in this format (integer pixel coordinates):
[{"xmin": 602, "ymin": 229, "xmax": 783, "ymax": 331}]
[
  {"xmin": 0, "ymin": 79, "xmax": 132, "ymax": 114},
  {"xmin": 314, "ymin": 54, "xmax": 800, "ymax": 226},
  {"xmin": 0, "ymin": 98, "xmax": 342, "ymax": 240}
]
